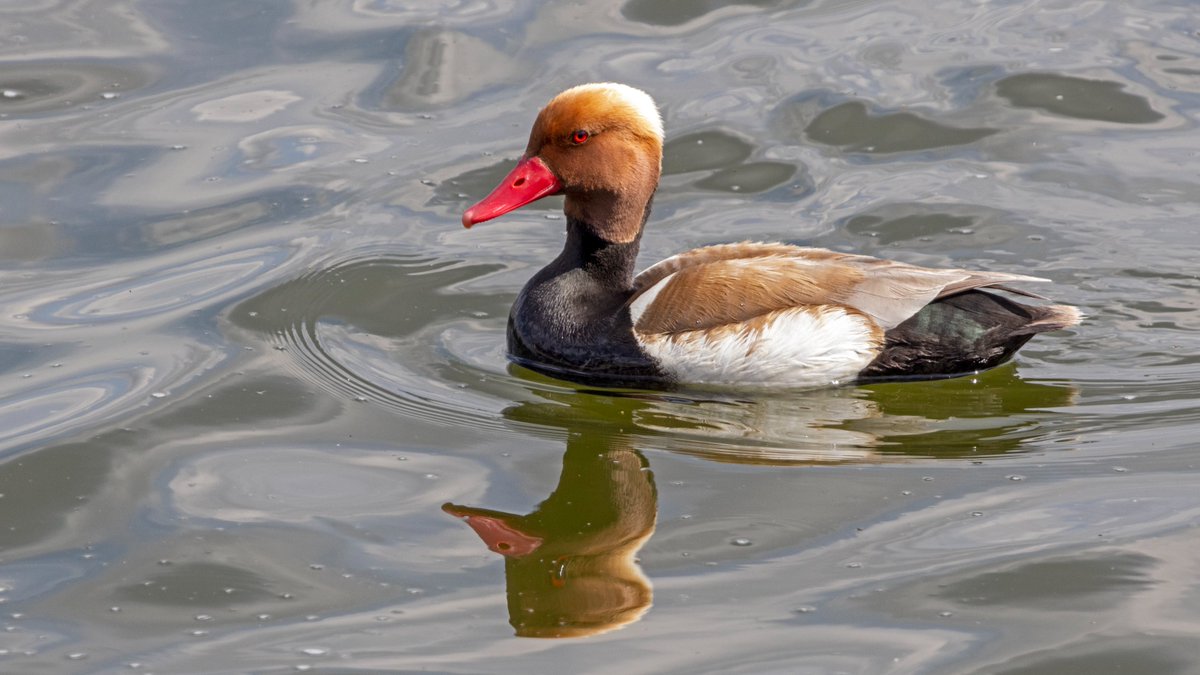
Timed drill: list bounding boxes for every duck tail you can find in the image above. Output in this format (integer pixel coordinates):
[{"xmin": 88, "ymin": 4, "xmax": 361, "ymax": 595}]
[{"xmin": 1017, "ymin": 304, "xmax": 1082, "ymax": 335}]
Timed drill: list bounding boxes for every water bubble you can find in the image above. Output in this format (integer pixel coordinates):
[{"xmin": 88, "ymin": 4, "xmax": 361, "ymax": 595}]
[
  {"xmin": 922, "ymin": 476, "xmax": 934, "ymax": 482},
  {"xmin": 300, "ymin": 647, "xmax": 329, "ymax": 656},
  {"xmin": 938, "ymin": 610, "xmax": 954, "ymax": 617},
  {"xmin": 971, "ymin": 511, "xmax": 984, "ymax": 517},
  {"xmin": 730, "ymin": 537, "xmax": 753, "ymax": 547},
  {"xmin": 1112, "ymin": 466, "xmax": 1128, "ymax": 473},
  {"xmin": 67, "ymin": 653, "xmax": 88, "ymax": 660},
  {"xmin": 845, "ymin": 562, "xmax": 862, "ymax": 569},
  {"xmin": 309, "ymin": 564, "xmax": 324, "ymax": 571},
  {"xmin": 151, "ymin": 392, "xmax": 168, "ymax": 399},
  {"xmin": 1006, "ymin": 475, "xmax": 1025, "ymax": 482},
  {"xmin": 352, "ymin": 158, "xmax": 369, "ymax": 164},
  {"xmin": 194, "ymin": 614, "xmax": 213, "ymax": 622},
  {"xmin": 794, "ymin": 605, "xmax": 817, "ymax": 614},
  {"xmin": 189, "ymin": 629, "xmax": 209, "ymax": 636},
  {"xmin": 901, "ymin": 490, "xmax": 913, "ymax": 496},
  {"xmin": 420, "ymin": 179, "xmax": 435, "ymax": 186},
  {"xmin": 101, "ymin": 92, "xmax": 120, "ymax": 100},
  {"xmin": 2, "ymin": 89, "xmax": 22, "ymax": 99}
]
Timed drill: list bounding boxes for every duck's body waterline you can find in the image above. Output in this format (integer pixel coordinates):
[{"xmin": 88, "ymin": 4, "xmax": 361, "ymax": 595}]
[{"xmin": 465, "ymin": 83, "xmax": 1079, "ymax": 389}]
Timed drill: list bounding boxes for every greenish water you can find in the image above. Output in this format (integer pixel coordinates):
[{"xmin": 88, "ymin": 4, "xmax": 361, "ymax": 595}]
[{"xmin": 1, "ymin": 1, "xmax": 1199, "ymax": 673}]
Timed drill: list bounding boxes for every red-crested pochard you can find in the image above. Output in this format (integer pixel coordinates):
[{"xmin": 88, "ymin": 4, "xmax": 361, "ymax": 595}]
[{"xmin": 463, "ymin": 83, "xmax": 1080, "ymax": 389}]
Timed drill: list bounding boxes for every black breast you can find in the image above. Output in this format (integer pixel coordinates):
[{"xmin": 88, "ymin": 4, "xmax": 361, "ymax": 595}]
[{"xmin": 506, "ymin": 220, "xmax": 665, "ymax": 387}]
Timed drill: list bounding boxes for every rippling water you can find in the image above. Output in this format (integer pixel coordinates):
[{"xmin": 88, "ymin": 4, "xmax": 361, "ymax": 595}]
[{"xmin": 2, "ymin": 1, "xmax": 1199, "ymax": 672}]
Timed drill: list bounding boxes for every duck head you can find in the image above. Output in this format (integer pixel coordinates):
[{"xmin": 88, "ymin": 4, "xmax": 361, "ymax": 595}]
[{"xmin": 463, "ymin": 83, "xmax": 664, "ymax": 244}]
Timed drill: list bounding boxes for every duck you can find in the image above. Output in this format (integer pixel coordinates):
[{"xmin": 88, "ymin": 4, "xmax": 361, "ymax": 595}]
[{"xmin": 462, "ymin": 83, "xmax": 1080, "ymax": 389}]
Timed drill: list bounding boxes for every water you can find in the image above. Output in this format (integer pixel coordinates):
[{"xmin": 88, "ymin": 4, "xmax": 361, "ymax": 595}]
[{"xmin": 2, "ymin": 0, "xmax": 1199, "ymax": 672}]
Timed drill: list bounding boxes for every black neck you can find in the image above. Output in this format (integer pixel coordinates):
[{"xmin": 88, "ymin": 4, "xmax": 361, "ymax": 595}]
[{"xmin": 549, "ymin": 217, "xmax": 642, "ymax": 292}]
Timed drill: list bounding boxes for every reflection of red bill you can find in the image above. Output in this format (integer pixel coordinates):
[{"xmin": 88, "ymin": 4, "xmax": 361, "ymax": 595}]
[{"xmin": 442, "ymin": 503, "xmax": 543, "ymax": 557}]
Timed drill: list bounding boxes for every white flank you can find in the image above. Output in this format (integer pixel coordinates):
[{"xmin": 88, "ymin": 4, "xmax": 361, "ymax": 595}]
[
  {"xmin": 560, "ymin": 82, "xmax": 663, "ymax": 141},
  {"xmin": 635, "ymin": 307, "xmax": 879, "ymax": 388}
]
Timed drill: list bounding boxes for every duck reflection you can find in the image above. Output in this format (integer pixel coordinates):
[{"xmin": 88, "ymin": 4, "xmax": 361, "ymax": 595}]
[
  {"xmin": 443, "ymin": 364, "xmax": 1077, "ymax": 637},
  {"xmin": 443, "ymin": 430, "xmax": 655, "ymax": 638}
]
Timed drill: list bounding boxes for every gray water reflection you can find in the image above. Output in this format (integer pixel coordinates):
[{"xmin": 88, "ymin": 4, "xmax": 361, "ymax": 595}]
[
  {"xmin": 2, "ymin": 0, "xmax": 1200, "ymax": 672},
  {"xmin": 802, "ymin": 100, "xmax": 998, "ymax": 153},
  {"xmin": 996, "ymin": 73, "xmax": 1165, "ymax": 124}
]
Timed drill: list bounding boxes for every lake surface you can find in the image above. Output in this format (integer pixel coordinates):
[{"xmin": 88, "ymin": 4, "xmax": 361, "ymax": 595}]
[{"xmin": 2, "ymin": 1, "xmax": 1199, "ymax": 672}]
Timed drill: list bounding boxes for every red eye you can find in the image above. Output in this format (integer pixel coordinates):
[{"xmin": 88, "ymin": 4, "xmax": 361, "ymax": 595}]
[{"xmin": 571, "ymin": 129, "xmax": 589, "ymax": 145}]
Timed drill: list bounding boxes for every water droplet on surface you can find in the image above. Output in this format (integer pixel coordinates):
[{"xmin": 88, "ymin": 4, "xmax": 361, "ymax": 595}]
[
  {"xmin": 971, "ymin": 511, "xmax": 984, "ymax": 517},
  {"xmin": 730, "ymin": 537, "xmax": 752, "ymax": 547},
  {"xmin": 309, "ymin": 564, "xmax": 324, "ymax": 571},
  {"xmin": 352, "ymin": 158, "xmax": 369, "ymax": 164},
  {"xmin": 101, "ymin": 91, "xmax": 120, "ymax": 100},
  {"xmin": 794, "ymin": 605, "xmax": 817, "ymax": 614},
  {"xmin": 2, "ymin": 89, "xmax": 22, "ymax": 99},
  {"xmin": 1006, "ymin": 475, "xmax": 1025, "ymax": 482},
  {"xmin": 194, "ymin": 614, "xmax": 212, "ymax": 622},
  {"xmin": 1112, "ymin": 466, "xmax": 1128, "ymax": 473},
  {"xmin": 939, "ymin": 610, "xmax": 954, "ymax": 617},
  {"xmin": 300, "ymin": 647, "xmax": 329, "ymax": 656},
  {"xmin": 151, "ymin": 392, "xmax": 167, "ymax": 399},
  {"xmin": 67, "ymin": 653, "xmax": 88, "ymax": 660},
  {"xmin": 922, "ymin": 476, "xmax": 934, "ymax": 482},
  {"xmin": 846, "ymin": 562, "xmax": 862, "ymax": 569}
]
